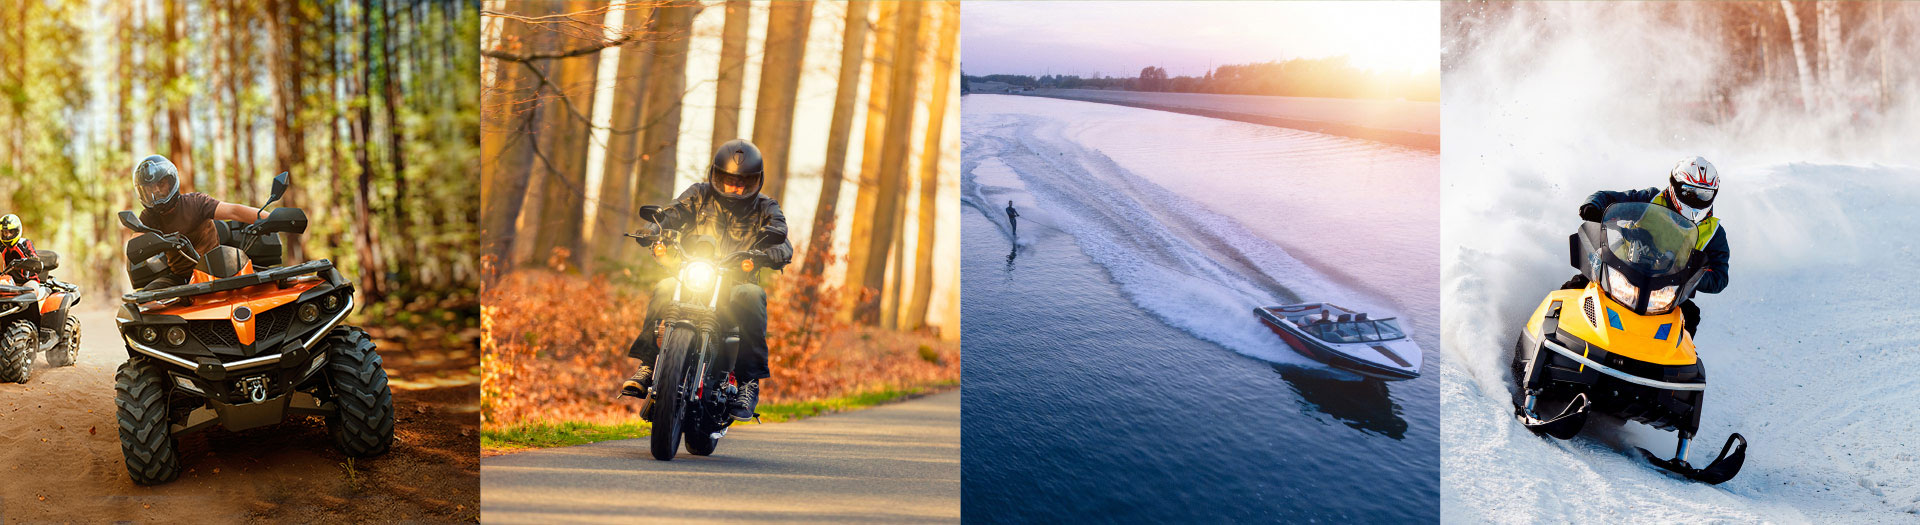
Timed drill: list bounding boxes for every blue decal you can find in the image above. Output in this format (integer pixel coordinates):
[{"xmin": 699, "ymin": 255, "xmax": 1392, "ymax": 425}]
[
  {"xmin": 1606, "ymin": 308, "xmax": 1622, "ymax": 330},
  {"xmin": 1655, "ymin": 323, "xmax": 1671, "ymax": 341}
]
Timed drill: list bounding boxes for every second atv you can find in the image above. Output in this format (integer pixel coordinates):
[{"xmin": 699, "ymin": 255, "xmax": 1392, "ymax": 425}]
[
  {"xmin": 112, "ymin": 172, "xmax": 394, "ymax": 485},
  {"xmin": 0, "ymin": 252, "xmax": 83, "ymax": 383},
  {"xmin": 1510, "ymin": 202, "xmax": 1748, "ymax": 484}
]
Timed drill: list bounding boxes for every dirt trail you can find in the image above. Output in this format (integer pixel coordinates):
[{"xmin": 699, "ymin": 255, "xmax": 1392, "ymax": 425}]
[{"xmin": 0, "ymin": 305, "xmax": 479, "ymax": 523}]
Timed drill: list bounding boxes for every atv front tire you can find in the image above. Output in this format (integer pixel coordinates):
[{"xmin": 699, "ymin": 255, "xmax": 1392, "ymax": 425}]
[
  {"xmin": 323, "ymin": 327, "xmax": 394, "ymax": 457},
  {"xmin": 47, "ymin": 316, "xmax": 80, "ymax": 367},
  {"xmin": 1, "ymin": 320, "xmax": 36, "ymax": 383},
  {"xmin": 115, "ymin": 358, "xmax": 181, "ymax": 485}
]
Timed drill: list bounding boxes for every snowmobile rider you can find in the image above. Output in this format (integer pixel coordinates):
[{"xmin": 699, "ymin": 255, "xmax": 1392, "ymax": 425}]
[
  {"xmin": 1565, "ymin": 156, "xmax": 1728, "ymax": 336},
  {"xmin": 620, "ymin": 139, "xmax": 793, "ymax": 421},
  {"xmin": 0, "ymin": 214, "xmax": 39, "ymax": 284},
  {"xmin": 1006, "ymin": 201, "xmax": 1019, "ymax": 238},
  {"xmin": 132, "ymin": 154, "xmax": 265, "ymax": 290}
]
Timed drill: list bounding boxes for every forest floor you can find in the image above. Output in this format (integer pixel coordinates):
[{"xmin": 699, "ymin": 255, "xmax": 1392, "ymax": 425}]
[
  {"xmin": 480, "ymin": 270, "xmax": 961, "ymax": 454},
  {"xmin": 0, "ymin": 296, "xmax": 480, "ymax": 523}
]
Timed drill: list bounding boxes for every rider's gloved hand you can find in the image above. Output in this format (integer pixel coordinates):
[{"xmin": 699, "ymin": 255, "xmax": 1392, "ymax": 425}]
[
  {"xmin": 166, "ymin": 253, "xmax": 197, "ymax": 275},
  {"xmin": 1579, "ymin": 203, "xmax": 1603, "ymax": 222}
]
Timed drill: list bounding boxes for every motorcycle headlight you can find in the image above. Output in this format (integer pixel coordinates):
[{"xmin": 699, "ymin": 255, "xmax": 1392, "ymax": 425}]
[
  {"xmin": 165, "ymin": 326, "xmax": 187, "ymax": 347},
  {"xmin": 681, "ymin": 261, "xmax": 719, "ymax": 292},
  {"xmin": 1605, "ymin": 267, "xmax": 1638, "ymax": 309},
  {"xmin": 1647, "ymin": 285, "xmax": 1678, "ymax": 313}
]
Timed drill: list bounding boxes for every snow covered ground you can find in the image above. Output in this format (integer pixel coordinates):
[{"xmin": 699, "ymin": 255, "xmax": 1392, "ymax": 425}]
[
  {"xmin": 962, "ymin": 94, "xmax": 1439, "ymax": 375},
  {"xmin": 1441, "ymin": 4, "xmax": 1920, "ymax": 522}
]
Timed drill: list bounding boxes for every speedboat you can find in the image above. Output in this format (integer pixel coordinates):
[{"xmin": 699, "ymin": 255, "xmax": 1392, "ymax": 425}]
[{"xmin": 1255, "ymin": 303, "xmax": 1423, "ymax": 381}]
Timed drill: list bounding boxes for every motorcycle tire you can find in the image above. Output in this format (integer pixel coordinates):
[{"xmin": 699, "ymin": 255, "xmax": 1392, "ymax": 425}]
[{"xmin": 650, "ymin": 328, "xmax": 695, "ymax": 461}]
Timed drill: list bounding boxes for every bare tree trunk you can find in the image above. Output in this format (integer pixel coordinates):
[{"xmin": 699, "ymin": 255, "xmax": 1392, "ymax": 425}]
[
  {"xmin": 596, "ymin": 4, "xmax": 655, "ymax": 266},
  {"xmin": 1817, "ymin": 1, "xmax": 1843, "ymax": 106},
  {"xmin": 383, "ymin": 0, "xmax": 411, "ymax": 242},
  {"xmin": 356, "ymin": 0, "xmax": 389, "ymax": 298},
  {"xmin": 800, "ymin": 0, "xmax": 869, "ymax": 278},
  {"xmin": 710, "ymin": 0, "xmax": 751, "ymax": 150},
  {"xmin": 1780, "ymin": 0, "xmax": 1816, "ymax": 112},
  {"xmin": 633, "ymin": 2, "xmax": 700, "ymax": 213},
  {"xmin": 905, "ymin": 1, "xmax": 959, "ymax": 332},
  {"xmin": 854, "ymin": 0, "xmax": 924, "ymax": 325},
  {"xmin": 839, "ymin": 0, "xmax": 896, "ymax": 322},
  {"xmin": 751, "ymin": 1, "xmax": 815, "ymax": 203},
  {"xmin": 163, "ymin": 0, "xmax": 196, "ymax": 189},
  {"xmin": 530, "ymin": 2, "xmax": 607, "ymax": 270}
]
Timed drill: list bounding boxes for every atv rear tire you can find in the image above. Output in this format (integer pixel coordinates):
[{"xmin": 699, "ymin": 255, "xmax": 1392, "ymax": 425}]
[
  {"xmin": 323, "ymin": 327, "xmax": 394, "ymax": 457},
  {"xmin": 115, "ymin": 358, "xmax": 181, "ymax": 485},
  {"xmin": 1, "ymin": 320, "xmax": 35, "ymax": 383},
  {"xmin": 47, "ymin": 316, "xmax": 79, "ymax": 367},
  {"xmin": 650, "ymin": 329, "xmax": 694, "ymax": 461}
]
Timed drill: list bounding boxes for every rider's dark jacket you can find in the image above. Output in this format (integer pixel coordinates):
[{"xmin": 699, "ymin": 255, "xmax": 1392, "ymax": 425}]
[
  {"xmin": 1585, "ymin": 187, "xmax": 1729, "ymax": 295},
  {"xmin": 653, "ymin": 183, "xmax": 793, "ymax": 268}
]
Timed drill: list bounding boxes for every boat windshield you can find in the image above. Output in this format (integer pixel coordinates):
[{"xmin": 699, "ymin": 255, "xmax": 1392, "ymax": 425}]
[
  {"xmin": 1602, "ymin": 202, "xmax": 1696, "ymax": 278},
  {"xmin": 1305, "ymin": 318, "xmax": 1406, "ymax": 343}
]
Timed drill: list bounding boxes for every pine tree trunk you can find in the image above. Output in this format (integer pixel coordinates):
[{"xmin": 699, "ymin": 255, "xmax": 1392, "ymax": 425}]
[
  {"xmin": 751, "ymin": 1, "xmax": 815, "ymax": 202},
  {"xmin": 839, "ymin": 1, "xmax": 897, "ymax": 323},
  {"xmin": 800, "ymin": 0, "xmax": 870, "ymax": 279},
  {"xmin": 905, "ymin": 1, "xmax": 959, "ymax": 332},
  {"xmin": 710, "ymin": 0, "xmax": 751, "ymax": 150}
]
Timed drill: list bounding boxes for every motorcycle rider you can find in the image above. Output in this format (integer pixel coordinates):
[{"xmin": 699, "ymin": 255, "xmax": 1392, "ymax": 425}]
[
  {"xmin": 131, "ymin": 154, "xmax": 264, "ymax": 289},
  {"xmin": 0, "ymin": 214, "xmax": 38, "ymax": 284},
  {"xmin": 620, "ymin": 139, "xmax": 793, "ymax": 421},
  {"xmin": 1565, "ymin": 156, "xmax": 1728, "ymax": 336}
]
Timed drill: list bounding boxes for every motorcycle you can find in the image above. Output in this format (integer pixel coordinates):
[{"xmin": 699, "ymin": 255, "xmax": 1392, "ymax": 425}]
[
  {"xmin": 112, "ymin": 172, "xmax": 393, "ymax": 485},
  {"xmin": 625, "ymin": 204, "xmax": 784, "ymax": 461},
  {"xmin": 0, "ymin": 252, "xmax": 83, "ymax": 383},
  {"xmin": 1510, "ymin": 201, "xmax": 1747, "ymax": 484}
]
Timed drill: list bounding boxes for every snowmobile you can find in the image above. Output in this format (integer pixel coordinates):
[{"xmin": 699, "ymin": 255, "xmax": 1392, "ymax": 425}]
[
  {"xmin": 112, "ymin": 172, "xmax": 393, "ymax": 485},
  {"xmin": 0, "ymin": 252, "xmax": 83, "ymax": 383},
  {"xmin": 1510, "ymin": 202, "xmax": 1748, "ymax": 484},
  {"xmin": 623, "ymin": 205, "xmax": 784, "ymax": 461}
]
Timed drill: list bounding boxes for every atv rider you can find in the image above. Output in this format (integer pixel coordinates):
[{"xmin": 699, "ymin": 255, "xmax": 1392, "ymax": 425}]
[
  {"xmin": 0, "ymin": 214, "xmax": 39, "ymax": 284},
  {"xmin": 131, "ymin": 154, "xmax": 265, "ymax": 290},
  {"xmin": 620, "ymin": 139, "xmax": 793, "ymax": 421},
  {"xmin": 1565, "ymin": 156, "xmax": 1728, "ymax": 336}
]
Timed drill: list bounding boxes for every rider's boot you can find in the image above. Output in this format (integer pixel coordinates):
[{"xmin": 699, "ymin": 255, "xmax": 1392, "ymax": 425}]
[
  {"xmin": 729, "ymin": 379, "xmax": 760, "ymax": 421},
  {"xmin": 620, "ymin": 365, "xmax": 653, "ymax": 398}
]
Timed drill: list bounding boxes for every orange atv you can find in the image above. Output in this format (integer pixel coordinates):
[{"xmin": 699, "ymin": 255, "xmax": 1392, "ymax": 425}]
[
  {"xmin": 0, "ymin": 252, "xmax": 83, "ymax": 383},
  {"xmin": 111, "ymin": 172, "xmax": 392, "ymax": 485}
]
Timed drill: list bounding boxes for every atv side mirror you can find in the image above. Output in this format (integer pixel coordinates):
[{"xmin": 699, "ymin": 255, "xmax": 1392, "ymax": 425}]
[
  {"xmin": 265, "ymin": 171, "xmax": 290, "ymax": 207},
  {"xmin": 118, "ymin": 211, "xmax": 160, "ymax": 235}
]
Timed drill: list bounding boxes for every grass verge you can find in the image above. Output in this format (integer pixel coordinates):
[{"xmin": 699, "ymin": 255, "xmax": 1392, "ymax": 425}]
[{"xmin": 481, "ymin": 381, "xmax": 957, "ymax": 455}]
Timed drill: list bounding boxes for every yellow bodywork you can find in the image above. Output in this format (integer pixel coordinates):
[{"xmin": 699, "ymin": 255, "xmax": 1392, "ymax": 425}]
[{"xmin": 1525, "ymin": 284, "xmax": 1697, "ymax": 366}]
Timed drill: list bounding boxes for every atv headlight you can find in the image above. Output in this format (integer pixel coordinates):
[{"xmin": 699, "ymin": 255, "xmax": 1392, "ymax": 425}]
[
  {"xmin": 1605, "ymin": 267, "xmax": 1638, "ymax": 309},
  {"xmin": 681, "ymin": 261, "xmax": 719, "ymax": 292},
  {"xmin": 323, "ymin": 293, "xmax": 341, "ymax": 311},
  {"xmin": 1647, "ymin": 285, "xmax": 1678, "ymax": 313},
  {"xmin": 299, "ymin": 303, "xmax": 320, "ymax": 323},
  {"xmin": 139, "ymin": 327, "xmax": 159, "ymax": 344},
  {"xmin": 165, "ymin": 326, "xmax": 187, "ymax": 347}
]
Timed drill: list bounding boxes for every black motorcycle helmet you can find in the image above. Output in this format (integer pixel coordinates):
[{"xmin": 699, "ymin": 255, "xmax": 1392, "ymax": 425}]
[
  {"xmin": 708, "ymin": 139, "xmax": 764, "ymax": 201},
  {"xmin": 133, "ymin": 154, "xmax": 182, "ymax": 211}
]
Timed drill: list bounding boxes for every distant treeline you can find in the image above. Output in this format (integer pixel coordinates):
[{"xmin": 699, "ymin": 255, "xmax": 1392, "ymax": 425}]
[{"xmin": 965, "ymin": 56, "xmax": 1439, "ymax": 101}]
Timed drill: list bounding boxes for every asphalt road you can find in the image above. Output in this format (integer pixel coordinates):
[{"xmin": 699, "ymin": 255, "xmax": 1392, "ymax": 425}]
[{"xmin": 480, "ymin": 390, "xmax": 961, "ymax": 524}]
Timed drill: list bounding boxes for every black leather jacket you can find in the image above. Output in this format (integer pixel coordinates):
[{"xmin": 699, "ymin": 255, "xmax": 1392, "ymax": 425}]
[{"xmin": 652, "ymin": 183, "xmax": 794, "ymax": 269}]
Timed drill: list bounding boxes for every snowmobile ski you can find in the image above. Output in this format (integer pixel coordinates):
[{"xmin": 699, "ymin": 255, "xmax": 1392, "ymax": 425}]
[{"xmin": 1637, "ymin": 433, "xmax": 1747, "ymax": 485}]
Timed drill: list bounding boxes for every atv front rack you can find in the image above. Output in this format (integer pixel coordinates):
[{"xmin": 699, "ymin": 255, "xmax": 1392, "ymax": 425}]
[
  {"xmin": 122, "ymin": 259, "xmax": 335, "ymax": 305},
  {"xmin": 0, "ymin": 284, "xmax": 32, "ymax": 296}
]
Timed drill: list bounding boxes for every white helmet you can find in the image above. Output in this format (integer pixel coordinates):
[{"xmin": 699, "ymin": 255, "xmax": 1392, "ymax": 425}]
[{"xmin": 1664, "ymin": 156, "xmax": 1719, "ymax": 222}]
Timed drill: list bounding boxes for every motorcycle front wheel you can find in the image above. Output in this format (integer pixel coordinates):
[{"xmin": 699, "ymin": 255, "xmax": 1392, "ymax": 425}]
[{"xmin": 649, "ymin": 328, "xmax": 696, "ymax": 460}]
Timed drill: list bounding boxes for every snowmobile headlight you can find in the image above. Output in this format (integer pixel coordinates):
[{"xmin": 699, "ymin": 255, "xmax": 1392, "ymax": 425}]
[
  {"xmin": 165, "ymin": 326, "xmax": 187, "ymax": 347},
  {"xmin": 299, "ymin": 303, "xmax": 321, "ymax": 323},
  {"xmin": 1647, "ymin": 285, "xmax": 1678, "ymax": 313},
  {"xmin": 681, "ymin": 261, "xmax": 719, "ymax": 292},
  {"xmin": 139, "ymin": 327, "xmax": 159, "ymax": 344},
  {"xmin": 1605, "ymin": 267, "xmax": 1637, "ymax": 308}
]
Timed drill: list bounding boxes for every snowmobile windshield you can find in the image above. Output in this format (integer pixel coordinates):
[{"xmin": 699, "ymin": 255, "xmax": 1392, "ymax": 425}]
[{"xmin": 1601, "ymin": 202, "xmax": 1695, "ymax": 278}]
